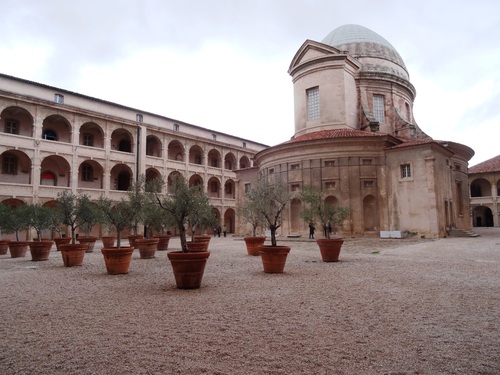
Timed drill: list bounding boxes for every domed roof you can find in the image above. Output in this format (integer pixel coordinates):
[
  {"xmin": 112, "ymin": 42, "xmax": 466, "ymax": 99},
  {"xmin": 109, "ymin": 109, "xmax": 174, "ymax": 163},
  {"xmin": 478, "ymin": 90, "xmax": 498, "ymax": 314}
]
[{"xmin": 322, "ymin": 24, "xmax": 409, "ymax": 80}]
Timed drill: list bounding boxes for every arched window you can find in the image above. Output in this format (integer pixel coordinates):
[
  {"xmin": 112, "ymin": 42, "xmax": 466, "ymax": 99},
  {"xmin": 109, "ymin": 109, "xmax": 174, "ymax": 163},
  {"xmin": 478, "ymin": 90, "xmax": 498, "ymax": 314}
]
[{"xmin": 41, "ymin": 171, "xmax": 56, "ymax": 186}]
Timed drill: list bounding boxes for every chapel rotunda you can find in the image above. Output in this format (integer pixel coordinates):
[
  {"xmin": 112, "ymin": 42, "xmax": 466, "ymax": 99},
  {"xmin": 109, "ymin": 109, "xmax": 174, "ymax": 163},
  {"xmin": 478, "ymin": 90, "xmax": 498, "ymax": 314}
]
[{"xmin": 239, "ymin": 24, "xmax": 474, "ymax": 239}]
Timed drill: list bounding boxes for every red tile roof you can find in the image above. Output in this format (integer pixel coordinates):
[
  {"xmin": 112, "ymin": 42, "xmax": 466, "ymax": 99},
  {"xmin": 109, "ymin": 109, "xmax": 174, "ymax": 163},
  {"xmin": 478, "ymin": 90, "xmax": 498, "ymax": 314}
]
[
  {"xmin": 469, "ymin": 154, "xmax": 500, "ymax": 174},
  {"xmin": 284, "ymin": 129, "xmax": 386, "ymax": 144}
]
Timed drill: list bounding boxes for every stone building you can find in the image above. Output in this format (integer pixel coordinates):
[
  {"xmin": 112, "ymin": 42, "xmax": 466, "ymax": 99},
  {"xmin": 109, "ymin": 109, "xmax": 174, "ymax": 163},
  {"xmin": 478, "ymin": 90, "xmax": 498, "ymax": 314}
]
[
  {"xmin": 469, "ymin": 155, "xmax": 500, "ymax": 227},
  {"xmin": 236, "ymin": 24, "xmax": 474, "ymax": 239},
  {"xmin": 1, "ymin": 24, "xmax": 476, "ymax": 240},
  {"xmin": 0, "ymin": 72, "xmax": 266, "ymax": 238}
]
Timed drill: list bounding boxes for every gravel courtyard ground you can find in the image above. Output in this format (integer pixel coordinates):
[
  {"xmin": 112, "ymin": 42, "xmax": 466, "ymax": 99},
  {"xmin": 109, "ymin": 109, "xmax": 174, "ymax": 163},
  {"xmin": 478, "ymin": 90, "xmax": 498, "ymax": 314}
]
[{"xmin": 0, "ymin": 228, "xmax": 499, "ymax": 375}]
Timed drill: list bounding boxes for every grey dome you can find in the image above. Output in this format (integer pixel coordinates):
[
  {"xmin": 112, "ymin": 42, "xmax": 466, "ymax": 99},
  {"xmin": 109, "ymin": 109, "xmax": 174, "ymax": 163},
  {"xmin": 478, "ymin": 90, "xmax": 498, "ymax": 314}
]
[{"xmin": 322, "ymin": 24, "xmax": 409, "ymax": 80}]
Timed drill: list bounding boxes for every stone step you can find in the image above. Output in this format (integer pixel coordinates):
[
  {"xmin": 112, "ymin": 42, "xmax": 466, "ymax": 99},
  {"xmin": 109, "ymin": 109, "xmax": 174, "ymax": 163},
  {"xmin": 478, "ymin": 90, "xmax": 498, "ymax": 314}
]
[{"xmin": 448, "ymin": 229, "xmax": 480, "ymax": 238}]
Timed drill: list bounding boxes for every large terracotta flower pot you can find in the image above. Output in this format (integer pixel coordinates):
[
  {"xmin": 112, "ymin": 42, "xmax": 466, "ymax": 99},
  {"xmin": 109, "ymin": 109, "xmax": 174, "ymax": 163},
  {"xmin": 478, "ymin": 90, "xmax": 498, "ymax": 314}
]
[
  {"xmin": 259, "ymin": 245, "xmax": 291, "ymax": 273},
  {"xmin": 59, "ymin": 243, "xmax": 87, "ymax": 267},
  {"xmin": 194, "ymin": 235, "xmax": 211, "ymax": 250},
  {"xmin": 101, "ymin": 247, "xmax": 134, "ymax": 275},
  {"xmin": 136, "ymin": 238, "xmax": 159, "ymax": 259},
  {"xmin": 243, "ymin": 237, "xmax": 266, "ymax": 256},
  {"xmin": 127, "ymin": 234, "xmax": 144, "ymax": 249},
  {"xmin": 101, "ymin": 236, "xmax": 116, "ymax": 248},
  {"xmin": 167, "ymin": 250, "xmax": 210, "ymax": 289},
  {"xmin": 54, "ymin": 237, "xmax": 71, "ymax": 251},
  {"xmin": 8, "ymin": 241, "xmax": 29, "ymax": 258},
  {"xmin": 0, "ymin": 239, "xmax": 11, "ymax": 255},
  {"xmin": 77, "ymin": 236, "xmax": 97, "ymax": 253},
  {"xmin": 316, "ymin": 238, "xmax": 344, "ymax": 262},
  {"xmin": 186, "ymin": 241, "xmax": 208, "ymax": 252},
  {"xmin": 154, "ymin": 235, "xmax": 171, "ymax": 251},
  {"xmin": 29, "ymin": 240, "xmax": 54, "ymax": 261}
]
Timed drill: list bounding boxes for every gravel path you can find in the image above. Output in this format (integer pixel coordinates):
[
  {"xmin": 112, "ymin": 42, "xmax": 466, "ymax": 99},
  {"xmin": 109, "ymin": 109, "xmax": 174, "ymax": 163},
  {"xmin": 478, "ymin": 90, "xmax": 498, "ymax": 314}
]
[{"xmin": 1, "ymin": 229, "xmax": 499, "ymax": 375}]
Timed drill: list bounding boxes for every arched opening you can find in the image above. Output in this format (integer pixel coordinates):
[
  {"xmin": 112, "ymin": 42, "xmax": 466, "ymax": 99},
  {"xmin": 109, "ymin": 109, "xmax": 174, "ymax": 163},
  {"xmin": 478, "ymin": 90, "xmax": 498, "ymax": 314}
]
[
  {"xmin": 224, "ymin": 208, "xmax": 235, "ymax": 233},
  {"xmin": 40, "ymin": 155, "xmax": 71, "ymax": 187},
  {"xmin": 80, "ymin": 122, "xmax": 104, "ymax": 148},
  {"xmin": 473, "ymin": 206, "xmax": 494, "ymax": 227},
  {"xmin": 146, "ymin": 135, "xmax": 162, "ymax": 157},
  {"xmin": 470, "ymin": 178, "xmax": 491, "ymax": 197},
  {"xmin": 208, "ymin": 149, "xmax": 221, "ymax": 168},
  {"xmin": 239, "ymin": 156, "xmax": 251, "ymax": 169},
  {"xmin": 78, "ymin": 160, "xmax": 103, "ymax": 189},
  {"xmin": 117, "ymin": 171, "xmax": 131, "ymax": 191},
  {"xmin": 111, "ymin": 129, "xmax": 133, "ymax": 153},
  {"xmin": 110, "ymin": 164, "xmax": 133, "ymax": 191},
  {"xmin": 224, "ymin": 152, "xmax": 237, "ymax": 170},
  {"xmin": 0, "ymin": 150, "xmax": 32, "ymax": 185},
  {"xmin": 224, "ymin": 179, "xmax": 235, "ymax": 199},
  {"xmin": 207, "ymin": 177, "xmax": 220, "ymax": 198},
  {"xmin": 1, "ymin": 106, "xmax": 34, "ymax": 137},
  {"xmin": 189, "ymin": 145, "xmax": 204, "ymax": 165},
  {"xmin": 189, "ymin": 174, "xmax": 203, "ymax": 188},
  {"xmin": 168, "ymin": 141, "xmax": 184, "ymax": 161},
  {"xmin": 42, "ymin": 114, "xmax": 71, "ymax": 142}
]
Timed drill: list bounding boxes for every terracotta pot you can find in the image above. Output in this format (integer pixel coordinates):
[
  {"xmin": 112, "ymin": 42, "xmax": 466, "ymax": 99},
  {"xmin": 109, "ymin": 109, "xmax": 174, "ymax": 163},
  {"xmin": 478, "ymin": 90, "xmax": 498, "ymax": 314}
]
[
  {"xmin": 101, "ymin": 247, "xmax": 134, "ymax": 275},
  {"xmin": 136, "ymin": 238, "xmax": 159, "ymax": 259},
  {"xmin": 28, "ymin": 240, "xmax": 54, "ymax": 261},
  {"xmin": 316, "ymin": 238, "xmax": 344, "ymax": 262},
  {"xmin": 0, "ymin": 239, "xmax": 11, "ymax": 255},
  {"xmin": 186, "ymin": 241, "xmax": 208, "ymax": 252},
  {"xmin": 194, "ymin": 235, "xmax": 211, "ymax": 250},
  {"xmin": 78, "ymin": 236, "xmax": 97, "ymax": 253},
  {"xmin": 8, "ymin": 241, "xmax": 29, "ymax": 258},
  {"xmin": 127, "ymin": 234, "xmax": 144, "ymax": 249},
  {"xmin": 259, "ymin": 245, "xmax": 291, "ymax": 273},
  {"xmin": 154, "ymin": 235, "xmax": 171, "ymax": 251},
  {"xmin": 101, "ymin": 236, "xmax": 116, "ymax": 248},
  {"xmin": 243, "ymin": 237, "xmax": 266, "ymax": 256},
  {"xmin": 54, "ymin": 237, "xmax": 71, "ymax": 251},
  {"xmin": 167, "ymin": 250, "xmax": 210, "ymax": 289},
  {"xmin": 59, "ymin": 243, "xmax": 87, "ymax": 267}
]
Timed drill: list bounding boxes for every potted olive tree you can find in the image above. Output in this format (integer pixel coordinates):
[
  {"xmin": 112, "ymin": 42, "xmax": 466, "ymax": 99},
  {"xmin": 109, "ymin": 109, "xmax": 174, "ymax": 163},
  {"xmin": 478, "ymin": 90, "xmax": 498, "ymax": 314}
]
[
  {"xmin": 26, "ymin": 203, "xmax": 55, "ymax": 261},
  {"xmin": 299, "ymin": 185, "xmax": 350, "ymax": 262},
  {"xmin": 55, "ymin": 191, "xmax": 90, "ymax": 267},
  {"xmin": 0, "ymin": 203, "xmax": 13, "ymax": 255},
  {"xmin": 188, "ymin": 199, "xmax": 217, "ymax": 252},
  {"xmin": 76, "ymin": 195, "xmax": 101, "ymax": 253},
  {"xmin": 96, "ymin": 196, "xmax": 136, "ymax": 274},
  {"xmin": 1, "ymin": 204, "xmax": 30, "ymax": 258},
  {"xmin": 245, "ymin": 175, "xmax": 292, "ymax": 273},
  {"xmin": 156, "ymin": 174, "xmax": 213, "ymax": 289},
  {"xmin": 237, "ymin": 197, "xmax": 266, "ymax": 256},
  {"xmin": 126, "ymin": 177, "xmax": 147, "ymax": 248}
]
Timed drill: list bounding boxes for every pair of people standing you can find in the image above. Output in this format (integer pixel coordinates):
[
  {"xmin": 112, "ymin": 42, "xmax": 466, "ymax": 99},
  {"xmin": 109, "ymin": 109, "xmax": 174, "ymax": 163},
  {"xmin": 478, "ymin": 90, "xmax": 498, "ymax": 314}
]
[{"xmin": 213, "ymin": 226, "xmax": 228, "ymax": 237}]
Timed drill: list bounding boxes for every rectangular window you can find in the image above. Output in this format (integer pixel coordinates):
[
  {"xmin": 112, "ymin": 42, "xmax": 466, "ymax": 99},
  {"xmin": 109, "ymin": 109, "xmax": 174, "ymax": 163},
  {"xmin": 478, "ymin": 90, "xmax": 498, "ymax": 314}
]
[
  {"xmin": 325, "ymin": 181, "xmax": 336, "ymax": 189},
  {"xmin": 269, "ymin": 168, "xmax": 274, "ymax": 175},
  {"xmin": 211, "ymin": 181, "xmax": 218, "ymax": 193},
  {"xmin": 173, "ymin": 123, "xmax": 179, "ymax": 131},
  {"xmin": 324, "ymin": 160, "xmax": 335, "ymax": 167},
  {"xmin": 212, "ymin": 133, "xmax": 217, "ymax": 141},
  {"xmin": 54, "ymin": 94, "xmax": 64, "ymax": 104},
  {"xmin": 290, "ymin": 184, "xmax": 300, "ymax": 192},
  {"xmin": 83, "ymin": 134, "xmax": 94, "ymax": 147},
  {"xmin": 401, "ymin": 164, "xmax": 411, "ymax": 178},
  {"xmin": 373, "ymin": 95, "xmax": 385, "ymax": 123},
  {"xmin": 242, "ymin": 142, "xmax": 246, "ymax": 148},
  {"xmin": 363, "ymin": 180, "xmax": 375, "ymax": 189},
  {"xmin": 307, "ymin": 86, "xmax": 320, "ymax": 120},
  {"xmin": 290, "ymin": 163, "xmax": 300, "ymax": 170},
  {"xmin": 5, "ymin": 120, "xmax": 19, "ymax": 134},
  {"xmin": 244, "ymin": 183, "xmax": 251, "ymax": 194},
  {"xmin": 362, "ymin": 159, "xmax": 373, "ymax": 165},
  {"xmin": 136, "ymin": 114, "xmax": 143, "ymax": 123},
  {"xmin": 2, "ymin": 154, "xmax": 17, "ymax": 174}
]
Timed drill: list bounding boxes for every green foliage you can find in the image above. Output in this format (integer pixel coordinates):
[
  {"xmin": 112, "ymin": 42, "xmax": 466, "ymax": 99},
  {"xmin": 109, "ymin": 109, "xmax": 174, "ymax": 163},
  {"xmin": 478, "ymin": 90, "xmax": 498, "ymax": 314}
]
[
  {"xmin": 127, "ymin": 176, "xmax": 149, "ymax": 235},
  {"xmin": 96, "ymin": 196, "xmax": 136, "ymax": 248},
  {"xmin": 25, "ymin": 204, "xmax": 54, "ymax": 240},
  {"xmin": 236, "ymin": 196, "xmax": 265, "ymax": 237},
  {"xmin": 56, "ymin": 191, "xmax": 101, "ymax": 244},
  {"xmin": 156, "ymin": 174, "xmax": 214, "ymax": 252},
  {"xmin": 0, "ymin": 204, "xmax": 30, "ymax": 241},
  {"xmin": 299, "ymin": 185, "xmax": 350, "ymax": 239},
  {"xmin": 245, "ymin": 176, "xmax": 291, "ymax": 246}
]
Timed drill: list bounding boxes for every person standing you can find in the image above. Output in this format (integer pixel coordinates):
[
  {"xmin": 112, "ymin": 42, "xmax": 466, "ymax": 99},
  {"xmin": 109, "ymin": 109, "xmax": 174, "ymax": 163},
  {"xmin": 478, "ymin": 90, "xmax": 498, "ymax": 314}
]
[
  {"xmin": 309, "ymin": 222, "xmax": 315, "ymax": 239},
  {"xmin": 223, "ymin": 226, "xmax": 227, "ymax": 237}
]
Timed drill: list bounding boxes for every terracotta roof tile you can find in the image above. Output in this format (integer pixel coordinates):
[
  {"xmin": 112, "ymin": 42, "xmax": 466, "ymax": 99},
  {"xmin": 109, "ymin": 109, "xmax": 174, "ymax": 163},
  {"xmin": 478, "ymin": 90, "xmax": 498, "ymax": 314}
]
[
  {"xmin": 284, "ymin": 129, "xmax": 386, "ymax": 144},
  {"xmin": 469, "ymin": 154, "xmax": 500, "ymax": 174},
  {"xmin": 387, "ymin": 137, "xmax": 436, "ymax": 149}
]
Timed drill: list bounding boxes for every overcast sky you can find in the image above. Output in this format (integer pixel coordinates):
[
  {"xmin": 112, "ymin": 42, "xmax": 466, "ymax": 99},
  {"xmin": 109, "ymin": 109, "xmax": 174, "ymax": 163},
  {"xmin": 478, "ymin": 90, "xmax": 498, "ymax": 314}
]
[{"xmin": 1, "ymin": 0, "xmax": 498, "ymax": 166}]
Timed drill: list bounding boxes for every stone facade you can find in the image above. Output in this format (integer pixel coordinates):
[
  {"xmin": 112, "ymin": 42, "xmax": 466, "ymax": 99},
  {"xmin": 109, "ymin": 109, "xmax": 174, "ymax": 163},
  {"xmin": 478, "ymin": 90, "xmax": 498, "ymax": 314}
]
[
  {"xmin": 236, "ymin": 25, "xmax": 474, "ymax": 239},
  {"xmin": 0, "ymin": 73, "xmax": 266, "ymax": 238},
  {"xmin": 469, "ymin": 155, "xmax": 500, "ymax": 227}
]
